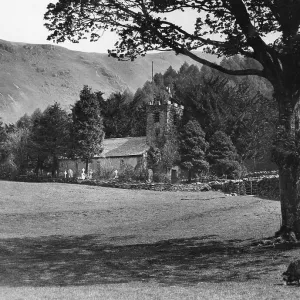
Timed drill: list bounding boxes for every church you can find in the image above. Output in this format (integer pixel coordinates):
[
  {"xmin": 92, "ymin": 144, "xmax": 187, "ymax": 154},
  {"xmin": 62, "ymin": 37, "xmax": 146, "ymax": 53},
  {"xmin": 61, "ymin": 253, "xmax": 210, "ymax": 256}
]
[{"xmin": 58, "ymin": 100, "xmax": 184, "ymax": 180}]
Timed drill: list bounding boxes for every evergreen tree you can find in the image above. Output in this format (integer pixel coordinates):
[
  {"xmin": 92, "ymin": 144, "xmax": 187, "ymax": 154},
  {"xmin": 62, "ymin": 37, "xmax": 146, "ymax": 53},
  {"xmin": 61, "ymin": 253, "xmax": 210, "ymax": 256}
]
[
  {"xmin": 207, "ymin": 131, "xmax": 242, "ymax": 179},
  {"xmin": 180, "ymin": 120, "xmax": 209, "ymax": 182},
  {"xmin": 128, "ymin": 91, "xmax": 147, "ymax": 137},
  {"xmin": 32, "ymin": 102, "xmax": 71, "ymax": 176},
  {"xmin": 72, "ymin": 85, "xmax": 104, "ymax": 175},
  {"xmin": 163, "ymin": 66, "xmax": 177, "ymax": 91},
  {"xmin": 101, "ymin": 91, "xmax": 131, "ymax": 138},
  {"xmin": 0, "ymin": 118, "xmax": 6, "ymax": 144},
  {"xmin": 16, "ymin": 114, "xmax": 32, "ymax": 130}
]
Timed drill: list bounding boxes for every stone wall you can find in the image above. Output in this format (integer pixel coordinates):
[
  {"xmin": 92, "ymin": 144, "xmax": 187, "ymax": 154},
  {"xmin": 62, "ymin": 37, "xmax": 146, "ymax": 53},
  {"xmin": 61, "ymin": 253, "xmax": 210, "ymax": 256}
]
[{"xmin": 210, "ymin": 176, "xmax": 280, "ymax": 200}]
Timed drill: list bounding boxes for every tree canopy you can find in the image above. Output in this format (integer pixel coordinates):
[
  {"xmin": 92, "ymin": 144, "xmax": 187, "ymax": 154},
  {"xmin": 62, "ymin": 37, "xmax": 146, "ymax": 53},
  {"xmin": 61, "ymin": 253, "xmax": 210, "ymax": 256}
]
[
  {"xmin": 31, "ymin": 102, "xmax": 71, "ymax": 176},
  {"xmin": 72, "ymin": 85, "xmax": 105, "ymax": 174},
  {"xmin": 45, "ymin": 1, "xmax": 300, "ymax": 93}
]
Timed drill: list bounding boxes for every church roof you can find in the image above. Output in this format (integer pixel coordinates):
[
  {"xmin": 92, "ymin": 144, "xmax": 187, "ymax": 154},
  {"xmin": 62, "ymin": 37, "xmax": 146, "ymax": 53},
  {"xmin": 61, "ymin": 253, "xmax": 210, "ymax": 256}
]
[{"xmin": 98, "ymin": 136, "xmax": 149, "ymax": 158}]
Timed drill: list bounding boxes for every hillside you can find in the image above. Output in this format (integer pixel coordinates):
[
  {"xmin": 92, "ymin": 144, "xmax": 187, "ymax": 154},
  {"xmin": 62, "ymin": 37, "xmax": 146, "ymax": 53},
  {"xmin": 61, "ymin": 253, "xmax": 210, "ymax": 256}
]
[{"xmin": 0, "ymin": 39, "xmax": 218, "ymax": 123}]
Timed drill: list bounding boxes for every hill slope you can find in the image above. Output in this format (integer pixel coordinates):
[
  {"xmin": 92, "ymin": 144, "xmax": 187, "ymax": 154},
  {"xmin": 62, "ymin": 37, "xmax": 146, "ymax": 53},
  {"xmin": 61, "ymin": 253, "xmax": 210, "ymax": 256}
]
[{"xmin": 0, "ymin": 39, "xmax": 218, "ymax": 123}]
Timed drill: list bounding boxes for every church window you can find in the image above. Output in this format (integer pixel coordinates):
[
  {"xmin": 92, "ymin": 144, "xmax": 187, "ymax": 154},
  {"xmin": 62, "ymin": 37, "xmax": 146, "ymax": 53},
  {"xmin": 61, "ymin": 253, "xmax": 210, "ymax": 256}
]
[
  {"xmin": 155, "ymin": 128, "xmax": 160, "ymax": 137},
  {"xmin": 154, "ymin": 112, "xmax": 160, "ymax": 123},
  {"xmin": 173, "ymin": 113, "xmax": 178, "ymax": 125}
]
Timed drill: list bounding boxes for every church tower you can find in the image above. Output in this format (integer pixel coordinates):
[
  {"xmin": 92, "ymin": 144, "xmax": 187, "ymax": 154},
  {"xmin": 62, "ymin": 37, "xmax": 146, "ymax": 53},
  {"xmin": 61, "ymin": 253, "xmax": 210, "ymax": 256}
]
[{"xmin": 146, "ymin": 99, "xmax": 184, "ymax": 146}]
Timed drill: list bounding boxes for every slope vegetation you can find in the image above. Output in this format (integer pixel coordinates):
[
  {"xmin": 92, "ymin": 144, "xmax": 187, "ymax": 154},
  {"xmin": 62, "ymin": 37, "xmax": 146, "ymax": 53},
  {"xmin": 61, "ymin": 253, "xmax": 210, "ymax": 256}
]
[{"xmin": 0, "ymin": 39, "xmax": 218, "ymax": 123}]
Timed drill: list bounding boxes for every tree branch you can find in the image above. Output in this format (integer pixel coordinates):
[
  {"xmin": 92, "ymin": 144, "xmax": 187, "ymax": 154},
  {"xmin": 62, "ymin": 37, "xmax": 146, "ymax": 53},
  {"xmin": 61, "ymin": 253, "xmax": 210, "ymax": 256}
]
[{"xmin": 180, "ymin": 48, "xmax": 265, "ymax": 77}]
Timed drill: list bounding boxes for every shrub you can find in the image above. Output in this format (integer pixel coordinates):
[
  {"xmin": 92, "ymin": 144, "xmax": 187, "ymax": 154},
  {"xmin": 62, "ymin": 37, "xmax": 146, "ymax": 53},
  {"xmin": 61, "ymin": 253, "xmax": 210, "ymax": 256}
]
[
  {"xmin": 94, "ymin": 159, "xmax": 114, "ymax": 179},
  {"xmin": 153, "ymin": 172, "xmax": 171, "ymax": 183},
  {"xmin": 132, "ymin": 166, "xmax": 148, "ymax": 182},
  {"xmin": 210, "ymin": 159, "xmax": 243, "ymax": 179},
  {"xmin": 118, "ymin": 163, "xmax": 135, "ymax": 182},
  {"xmin": 0, "ymin": 155, "xmax": 18, "ymax": 179}
]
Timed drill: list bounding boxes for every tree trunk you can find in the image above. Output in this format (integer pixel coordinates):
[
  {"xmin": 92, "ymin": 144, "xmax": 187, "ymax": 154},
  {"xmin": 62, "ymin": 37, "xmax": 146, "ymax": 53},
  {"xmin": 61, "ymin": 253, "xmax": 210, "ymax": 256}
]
[
  {"xmin": 188, "ymin": 169, "xmax": 192, "ymax": 183},
  {"xmin": 52, "ymin": 155, "xmax": 58, "ymax": 178},
  {"xmin": 274, "ymin": 90, "xmax": 300, "ymax": 236},
  {"xmin": 278, "ymin": 166, "xmax": 300, "ymax": 230},
  {"xmin": 85, "ymin": 159, "xmax": 89, "ymax": 177}
]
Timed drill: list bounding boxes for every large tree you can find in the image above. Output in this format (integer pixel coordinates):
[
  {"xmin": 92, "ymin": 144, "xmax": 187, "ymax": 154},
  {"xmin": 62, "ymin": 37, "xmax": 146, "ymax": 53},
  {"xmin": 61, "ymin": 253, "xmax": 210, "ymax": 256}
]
[
  {"xmin": 180, "ymin": 120, "xmax": 209, "ymax": 182},
  {"xmin": 45, "ymin": 1, "xmax": 300, "ymax": 236},
  {"xmin": 72, "ymin": 85, "xmax": 104, "ymax": 176},
  {"xmin": 32, "ymin": 103, "xmax": 71, "ymax": 177}
]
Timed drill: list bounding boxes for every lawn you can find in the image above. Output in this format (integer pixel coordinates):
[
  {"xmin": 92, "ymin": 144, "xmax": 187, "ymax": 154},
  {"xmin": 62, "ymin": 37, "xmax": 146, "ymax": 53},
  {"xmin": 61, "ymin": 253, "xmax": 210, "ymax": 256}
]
[{"xmin": 0, "ymin": 180, "xmax": 300, "ymax": 299}]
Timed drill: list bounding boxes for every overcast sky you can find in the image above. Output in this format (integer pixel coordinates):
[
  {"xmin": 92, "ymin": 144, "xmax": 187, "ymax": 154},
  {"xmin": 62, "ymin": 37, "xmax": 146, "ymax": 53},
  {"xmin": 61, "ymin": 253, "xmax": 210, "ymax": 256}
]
[
  {"xmin": 0, "ymin": 0, "xmax": 198, "ymax": 54},
  {"xmin": 0, "ymin": 0, "xmax": 118, "ymax": 53}
]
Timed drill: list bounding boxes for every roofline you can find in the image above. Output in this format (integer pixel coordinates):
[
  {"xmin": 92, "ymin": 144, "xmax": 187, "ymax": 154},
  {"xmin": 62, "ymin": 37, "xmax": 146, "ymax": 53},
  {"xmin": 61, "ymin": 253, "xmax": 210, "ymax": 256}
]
[
  {"xmin": 95, "ymin": 153, "xmax": 147, "ymax": 158},
  {"xmin": 59, "ymin": 152, "xmax": 147, "ymax": 160}
]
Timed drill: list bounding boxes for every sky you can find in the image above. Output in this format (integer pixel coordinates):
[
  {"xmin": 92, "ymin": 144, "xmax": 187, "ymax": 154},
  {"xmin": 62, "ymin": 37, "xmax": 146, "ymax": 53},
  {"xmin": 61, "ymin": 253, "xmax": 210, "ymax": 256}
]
[
  {"xmin": 0, "ymin": 0, "xmax": 197, "ymax": 54},
  {"xmin": 0, "ymin": 1, "xmax": 279, "ymax": 54},
  {"xmin": 0, "ymin": 0, "xmax": 118, "ymax": 53}
]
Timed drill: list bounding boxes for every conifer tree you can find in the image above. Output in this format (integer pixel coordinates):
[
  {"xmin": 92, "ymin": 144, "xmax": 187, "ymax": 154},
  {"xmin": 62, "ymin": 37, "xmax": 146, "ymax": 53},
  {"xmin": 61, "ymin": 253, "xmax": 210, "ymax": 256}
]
[
  {"xmin": 31, "ymin": 102, "xmax": 71, "ymax": 176},
  {"xmin": 207, "ymin": 131, "xmax": 242, "ymax": 179},
  {"xmin": 180, "ymin": 120, "xmax": 209, "ymax": 182},
  {"xmin": 72, "ymin": 85, "xmax": 104, "ymax": 176}
]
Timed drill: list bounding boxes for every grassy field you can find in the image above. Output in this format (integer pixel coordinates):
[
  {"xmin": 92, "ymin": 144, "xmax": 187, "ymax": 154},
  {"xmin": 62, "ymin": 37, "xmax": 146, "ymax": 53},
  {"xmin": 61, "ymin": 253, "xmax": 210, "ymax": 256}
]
[{"xmin": 1, "ymin": 180, "xmax": 300, "ymax": 299}]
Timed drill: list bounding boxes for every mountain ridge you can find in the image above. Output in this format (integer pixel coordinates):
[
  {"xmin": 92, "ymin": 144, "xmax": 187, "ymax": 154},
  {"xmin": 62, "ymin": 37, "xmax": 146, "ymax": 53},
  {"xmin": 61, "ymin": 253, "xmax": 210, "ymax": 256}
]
[{"xmin": 0, "ymin": 39, "xmax": 219, "ymax": 123}]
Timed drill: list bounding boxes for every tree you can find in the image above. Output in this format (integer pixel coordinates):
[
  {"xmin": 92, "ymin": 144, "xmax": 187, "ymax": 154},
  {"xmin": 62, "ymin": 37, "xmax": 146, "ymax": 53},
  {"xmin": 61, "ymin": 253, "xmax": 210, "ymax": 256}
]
[
  {"xmin": 31, "ymin": 103, "xmax": 71, "ymax": 176},
  {"xmin": 16, "ymin": 114, "xmax": 32, "ymax": 130},
  {"xmin": 100, "ymin": 91, "xmax": 132, "ymax": 138},
  {"xmin": 72, "ymin": 85, "xmax": 104, "ymax": 175},
  {"xmin": 0, "ymin": 128, "xmax": 31, "ymax": 178},
  {"xmin": 127, "ymin": 91, "xmax": 147, "ymax": 137},
  {"xmin": 180, "ymin": 120, "xmax": 209, "ymax": 182},
  {"xmin": 45, "ymin": 1, "xmax": 300, "ymax": 235},
  {"xmin": 207, "ymin": 131, "xmax": 242, "ymax": 179},
  {"xmin": 0, "ymin": 118, "xmax": 6, "ymax": 145},
  {"xmin": 175, "ymin": 65, "xmax": 276, "ymax": 164}
]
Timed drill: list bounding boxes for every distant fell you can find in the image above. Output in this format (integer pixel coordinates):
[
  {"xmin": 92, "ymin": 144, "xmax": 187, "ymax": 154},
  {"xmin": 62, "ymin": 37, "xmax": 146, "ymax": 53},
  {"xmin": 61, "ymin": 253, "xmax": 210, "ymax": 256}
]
[{"xmin": 0, "ymin": 39, "xmax": 218, "ymax": 123}]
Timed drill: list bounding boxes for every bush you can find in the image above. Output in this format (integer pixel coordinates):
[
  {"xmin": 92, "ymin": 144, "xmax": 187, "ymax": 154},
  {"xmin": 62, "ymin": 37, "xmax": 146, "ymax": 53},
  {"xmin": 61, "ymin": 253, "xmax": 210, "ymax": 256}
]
[
  {"xmin": 118, "ymin": 163, "xmax": 135, "ymax": 182},
  {"xmin": 94, "ymin": 159, "xmax": 115, "ymax": 180},
  {"xmin": 132, "ymin": 166, "xmax": 148, "ymax": 182},
  {"xmin": 0, "ymin": 159, "xmax": 18, "ymax": 180},
  {"xmin": 153, "ymin": 172, "xmax": 171, "ymax": 183},
  {"xmin": 210, "ymin": 159, "xmax": 243, "ymax": 179}
]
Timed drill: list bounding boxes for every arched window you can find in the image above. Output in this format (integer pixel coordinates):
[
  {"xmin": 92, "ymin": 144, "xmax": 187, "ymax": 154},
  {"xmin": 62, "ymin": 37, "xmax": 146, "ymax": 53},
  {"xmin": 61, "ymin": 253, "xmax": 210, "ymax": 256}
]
[{"xmin": 173, "ymin": 113, "xmax": 177, "ymax": 125}]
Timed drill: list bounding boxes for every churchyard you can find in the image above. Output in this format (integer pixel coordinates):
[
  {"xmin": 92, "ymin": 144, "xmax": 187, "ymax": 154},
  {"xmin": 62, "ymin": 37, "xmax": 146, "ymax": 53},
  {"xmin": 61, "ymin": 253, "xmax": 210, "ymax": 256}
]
[{"xmin": 1, "ymin": 180, "xmax": 300, "ymax": 299}]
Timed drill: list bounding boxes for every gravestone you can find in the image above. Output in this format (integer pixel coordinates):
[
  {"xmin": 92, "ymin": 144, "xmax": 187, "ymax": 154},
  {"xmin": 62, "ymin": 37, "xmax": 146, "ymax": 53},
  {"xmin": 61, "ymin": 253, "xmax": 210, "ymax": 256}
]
[
  {"xmin": 113, "ymin": 169, "xmax": 118, "ymax": 179},
  {"xmin": 68, "ymin": 169, "xmax": 74, "ymax": 178},
  {"xmin": 147, "ymin": 169, "xmax": 153, "ymax": 183}
]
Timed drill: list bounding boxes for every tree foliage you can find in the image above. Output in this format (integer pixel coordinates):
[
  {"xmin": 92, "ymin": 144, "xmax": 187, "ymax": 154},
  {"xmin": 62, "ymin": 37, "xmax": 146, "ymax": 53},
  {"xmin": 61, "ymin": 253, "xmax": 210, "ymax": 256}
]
[
  {"xmin": 72, "ymin": 85, "xmax": 104, "ymax": 174},
  {"xmin": 174, "ymin": 62, "xmax": 276, "ymax": 164},
  {"xmin": 31, "ymin": 102, "xmax": 71, "ymax": 176},
  {"xmin": 0, "ymin": 128, "xmax": 31, "ymax": 178},
  {"xmin": 44, "ymin": 1, "xmax": 300, "ymax": 87},
  {"xmin": 98, "ymin": 91, "xmax": 132, "ymax": 138},
  {"xmin": 180, "ymin": 120, "xmax": 209, "ymax": 182},
  {"xmin": 207, "ymin": 131, "xmax": 242, "ymax": 178}
]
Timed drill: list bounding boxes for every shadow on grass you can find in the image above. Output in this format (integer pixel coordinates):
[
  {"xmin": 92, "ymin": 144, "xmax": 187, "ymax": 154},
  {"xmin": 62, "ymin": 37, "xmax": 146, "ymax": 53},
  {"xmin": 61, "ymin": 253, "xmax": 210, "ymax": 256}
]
[{"xmin": 0, "ymin": 234, "xmax": 289, "ymax": 287}]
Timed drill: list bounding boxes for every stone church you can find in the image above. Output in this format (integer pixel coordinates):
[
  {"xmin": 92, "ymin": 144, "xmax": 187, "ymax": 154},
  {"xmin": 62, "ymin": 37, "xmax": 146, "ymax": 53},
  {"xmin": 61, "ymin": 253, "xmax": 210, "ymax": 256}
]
[{"xmin": 58, "ymin": 100, "xmax": 184, "ymax": 180}]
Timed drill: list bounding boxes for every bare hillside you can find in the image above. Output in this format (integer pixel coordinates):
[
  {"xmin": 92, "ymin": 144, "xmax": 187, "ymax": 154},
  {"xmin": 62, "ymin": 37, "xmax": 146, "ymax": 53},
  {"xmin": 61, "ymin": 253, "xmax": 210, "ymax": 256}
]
[{"xmin": 0, "ymin": 39, "xmax": 218, "ymax": 123}]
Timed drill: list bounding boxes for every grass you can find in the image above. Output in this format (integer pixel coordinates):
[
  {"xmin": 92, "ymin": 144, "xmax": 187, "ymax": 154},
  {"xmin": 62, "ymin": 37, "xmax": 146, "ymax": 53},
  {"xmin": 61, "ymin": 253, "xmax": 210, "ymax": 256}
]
[
  {"xmin": 0, "ymin": 39, "xmax": 218, "ymax": 123},
  {"xmin": 0, "ymin": 180, "xmax": 300, "ymax": 299}
]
